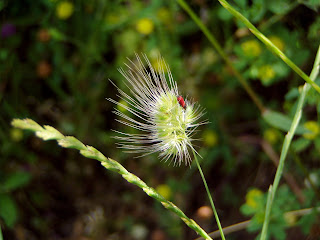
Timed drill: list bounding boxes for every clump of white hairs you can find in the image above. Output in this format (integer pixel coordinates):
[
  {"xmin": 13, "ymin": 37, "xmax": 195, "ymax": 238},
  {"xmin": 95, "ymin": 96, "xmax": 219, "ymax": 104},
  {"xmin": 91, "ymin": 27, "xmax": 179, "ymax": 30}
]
[{"xmin": 107, "ymin": 53, "xmax": 207, "ymax": 166}]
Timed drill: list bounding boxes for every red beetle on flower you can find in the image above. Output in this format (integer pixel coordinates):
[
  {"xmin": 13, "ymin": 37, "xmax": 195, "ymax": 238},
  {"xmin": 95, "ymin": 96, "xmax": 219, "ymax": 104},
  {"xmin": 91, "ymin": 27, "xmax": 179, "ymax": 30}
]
[{"xmin": 177, "ymin": 96, "xmax": 186, "ymax": 110}]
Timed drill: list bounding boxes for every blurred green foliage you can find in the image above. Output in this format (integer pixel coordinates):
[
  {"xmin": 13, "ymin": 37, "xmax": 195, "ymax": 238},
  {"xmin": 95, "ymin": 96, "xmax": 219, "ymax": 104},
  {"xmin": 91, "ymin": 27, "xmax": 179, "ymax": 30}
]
[{"xmin": 1, "ymin": 0, "xmax": 320, "ymax": 239}]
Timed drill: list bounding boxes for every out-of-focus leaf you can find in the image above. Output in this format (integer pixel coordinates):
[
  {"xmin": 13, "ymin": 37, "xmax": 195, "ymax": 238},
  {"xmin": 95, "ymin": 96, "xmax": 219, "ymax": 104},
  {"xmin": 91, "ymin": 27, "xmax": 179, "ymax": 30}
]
[
  {"xmin": 250, "ymin": 0, "xmax": 266, "ymax": 22},
  {"xmin": 267, "ymin": 0, "xmax": 292, "ymax": 14},
  {"xmin": 291, "ymin": 138, "xmax": 311, "ymax": 152},
  {"xmin": 1, "ymin": 171, "xmax": 31, "ymax": 192},
  {"xmin": 236, "ymin": 0, "xmax": 248, "ymax": 9},
  {"xmin": 217, "ymin": 7, "xmax": 233, "ymax": 21},
  {"xmin": 0, "ymin": 1, "xmax": 5, "ymax": 11},
  {"xmin": 48, "ymin": 28, "xmax": 67, "ymax": 41},
  {"xmin": 0, "ymin": 194, "xmax": 18, "ymax": 228},
  {"xmin": 302, "ymin": 0, "xmax": 320, "ymax": 11},
  {"xmin": 262, "ymin": 110, "xmax": 308, "ymax": 135}
]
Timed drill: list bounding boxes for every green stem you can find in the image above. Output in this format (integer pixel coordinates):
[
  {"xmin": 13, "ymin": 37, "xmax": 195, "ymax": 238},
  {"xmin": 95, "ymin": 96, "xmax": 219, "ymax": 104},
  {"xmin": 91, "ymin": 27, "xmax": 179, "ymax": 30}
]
[
  {"xmin": 176, "ymin": 0, "xmax": 265, "ymax": 113},
  {"xmin": 260, "ymin": 45, "xmax": 320, "ymax": 240},
  {"xmin": 192, "ymin": 150, "xmax": 226, "ymax": 240},
  {"xmin": 217, "ymin": 0, "xmax": 320, "ymax": 94}
]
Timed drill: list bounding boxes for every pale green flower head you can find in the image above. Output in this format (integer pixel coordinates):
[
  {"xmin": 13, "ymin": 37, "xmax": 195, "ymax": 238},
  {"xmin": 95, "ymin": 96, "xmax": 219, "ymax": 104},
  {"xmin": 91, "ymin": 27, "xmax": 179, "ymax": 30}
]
[{"xmin": 108, "ymin": 54, "xmax": 207, "ymax": 165}]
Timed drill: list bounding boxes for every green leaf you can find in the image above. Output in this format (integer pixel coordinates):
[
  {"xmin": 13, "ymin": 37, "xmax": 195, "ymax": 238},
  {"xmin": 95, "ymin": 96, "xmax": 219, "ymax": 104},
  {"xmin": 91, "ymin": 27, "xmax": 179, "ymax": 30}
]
[
  {"xmin": 0, "ymin": 194, "xmax": 18, "ymax": 228},
  {"xmin": 291, "ymin": 138, "xmax": 311, "ymax": 152},
  {"xmin": 48, "ymin": 28, "xmax": 67, "ymax": 41},
  {"xmin": 270, "ymin": 224, "xmax": 286, "ymax": 240},
  {"xmin": 267, "ymin": 0, "xmax": 291, "ymax": 14},
  {"xmin": 298, "ymin": 210, "xmax": 317, "ymax": 234},
  {"xmin": 1, "ymin": 172, "xmax": 31, "ymax": 192},
  {"xmin": 236, "ymin": 0, "xmax": 247, "ymax": 8},
  {"xmin": 250, "ymin": 0, "xmax": 266, "ymax": 22},
  {"xmin": 217, "ymin": 7, "xmax": 233, "ymax": 21},
  {"xmin": 262, "ymin": 110, "xmax": 308, "ymax": 135},
  {"xmin": 240, "ymin": 204, "xmax": 256, "ymax": 215},
  {"xmin": 0, "ymin": 1, "xmax": 5, "ymax": 11},
  {"xmin": 314, "ymin": 137, "xmax": 320, "ymax": 151}
]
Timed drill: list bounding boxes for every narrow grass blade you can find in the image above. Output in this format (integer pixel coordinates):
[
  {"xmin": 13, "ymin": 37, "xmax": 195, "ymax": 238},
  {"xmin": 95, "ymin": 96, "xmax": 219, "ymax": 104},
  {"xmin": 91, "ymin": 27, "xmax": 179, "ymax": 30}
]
[
  {"xmin": 260, "ymin": 45, "xmax": 320, "ymax": 240},
  {"xmin": 217, "ymin": 0, "xmax": 320, "ymax": 94},
  {"xmin": 193, "ymin": 150, "xmax": 226, "ymax": 240}
]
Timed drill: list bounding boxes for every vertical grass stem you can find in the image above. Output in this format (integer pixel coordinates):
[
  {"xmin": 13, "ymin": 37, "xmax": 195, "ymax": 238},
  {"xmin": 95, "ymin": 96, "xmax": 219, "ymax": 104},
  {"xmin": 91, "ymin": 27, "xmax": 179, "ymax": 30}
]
[
  {"xmin": 260, "ymin": 46, "xmax": 320, "ymax": 240},
  {"xmin": 192, "ymin": 150, "xmax": 226, "ymax": 240}
]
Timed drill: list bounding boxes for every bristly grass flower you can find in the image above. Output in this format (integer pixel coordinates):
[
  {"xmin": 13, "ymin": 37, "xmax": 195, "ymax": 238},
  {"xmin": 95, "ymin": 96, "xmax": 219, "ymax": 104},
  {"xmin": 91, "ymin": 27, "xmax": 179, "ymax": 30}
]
[{"xmin": 107, "ymin": 54, "xmax": 207, "ymax": 166}]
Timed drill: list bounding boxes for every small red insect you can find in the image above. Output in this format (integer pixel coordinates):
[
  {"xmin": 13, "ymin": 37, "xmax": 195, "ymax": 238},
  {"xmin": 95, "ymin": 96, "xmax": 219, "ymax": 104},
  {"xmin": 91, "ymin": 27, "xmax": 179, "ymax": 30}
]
[{"xmin": 177, "ymin": 96, "xmax": 186, "ymax": 110}]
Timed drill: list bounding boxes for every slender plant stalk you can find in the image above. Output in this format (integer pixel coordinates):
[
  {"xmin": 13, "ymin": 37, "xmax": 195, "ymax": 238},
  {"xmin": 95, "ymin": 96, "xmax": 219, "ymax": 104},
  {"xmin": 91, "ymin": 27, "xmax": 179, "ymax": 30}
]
[
  {"xmin": 11, "ymin": 119, "xmax": 213, "ymax": 240},
  {"xmin": 260, "ymin": 45, "xmax": 320, "ymax": 240},
  {"xmin": 192, "ymin": 150, "xmax": 226, "ymax": 240},
  {"xmin": 217, "ymin": 0, "xmax": 320, "ymax": 94},
  {"xmin": 176, "ymin": 0, "xmax": 265, "ymax": 113}
]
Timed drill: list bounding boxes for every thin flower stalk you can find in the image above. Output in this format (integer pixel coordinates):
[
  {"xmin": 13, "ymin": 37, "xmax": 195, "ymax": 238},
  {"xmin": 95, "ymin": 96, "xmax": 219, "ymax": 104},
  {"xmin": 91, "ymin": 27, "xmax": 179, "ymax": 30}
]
[{"xmin": 110, "ymin": 54, "xmax": 225, "ymax": 239}]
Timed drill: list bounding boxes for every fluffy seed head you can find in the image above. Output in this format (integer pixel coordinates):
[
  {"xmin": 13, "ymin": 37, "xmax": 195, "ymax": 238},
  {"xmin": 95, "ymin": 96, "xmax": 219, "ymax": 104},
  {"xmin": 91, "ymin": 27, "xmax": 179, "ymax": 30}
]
[{"xmin": 108, "ymin": 54, "xmax": 207, "ymax": 166}]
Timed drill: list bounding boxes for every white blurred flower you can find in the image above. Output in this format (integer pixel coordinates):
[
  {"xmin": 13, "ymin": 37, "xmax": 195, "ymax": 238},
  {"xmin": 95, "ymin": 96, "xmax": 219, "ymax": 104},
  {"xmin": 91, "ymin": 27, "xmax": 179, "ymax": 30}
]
[{"xmin": 108, "ymin": 54, "xmax": 207, "ymax": 165}]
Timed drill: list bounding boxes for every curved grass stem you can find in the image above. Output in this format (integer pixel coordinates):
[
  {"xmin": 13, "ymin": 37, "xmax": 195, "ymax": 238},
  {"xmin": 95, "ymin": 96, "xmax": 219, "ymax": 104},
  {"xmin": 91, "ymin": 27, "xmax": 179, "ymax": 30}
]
[
  {"xmin": 192, "ymin": 150, "xmax": 226, "ymax": 240},
  {"xmin": 217, "ymin": 0, "xmax": 320, "ymax": 94}
]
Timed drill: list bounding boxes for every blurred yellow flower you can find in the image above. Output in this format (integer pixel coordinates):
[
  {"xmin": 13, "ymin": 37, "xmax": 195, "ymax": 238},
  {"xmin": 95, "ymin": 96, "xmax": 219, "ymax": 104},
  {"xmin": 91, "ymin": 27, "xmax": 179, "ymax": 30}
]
[
  {"xmin": 136, "ymin": 18, "xmax": 154, "ymax": 35},
  {"xmin": 303, "ymin": 121, "xmax": 320, "ymax": 140},
  {"xmin": 269, "ymin": 36, "xmax": 285, "ymax": 52},
  {"xmin": 56, "ymin": 1, "xmax": 74, "ymax": 20},
  {"xmin": 157, "ymin": 8, "xmax": 171, "ymax": 25},
  {"xmin": 11, "ymin": 128, "xmax": 23, "ymax": 142},
  {"xmin": 202, "ymin": 48, "xmax": 218, "ymax": 65},
  {"xmin": 156, "ymin": 184, "xmax": 171, "ymax": 199},
  {"xmin": 263, "ymin": 128, "xmax": 279, "ymax": 144},
  {"xmin": 202, "ymin": 129, "xmax": 218, "ymax": 147},
  {"xmin": 246, "ymin": 188, "xmax": 263, "ymax": 209},
  {"xmin": 258, "ymin": 65, "xmax": 275, "ymax": 85},
  {"xmin": 105, "ymin": 14, "xmax": 120, "ymax": 25},
  {"xmin": 284, "ymin": 212, "xmax": 297, "ymax": 227},
  {"xmin": 241, "ymin": 40, "xmax": 262, "ymax": 57}
]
